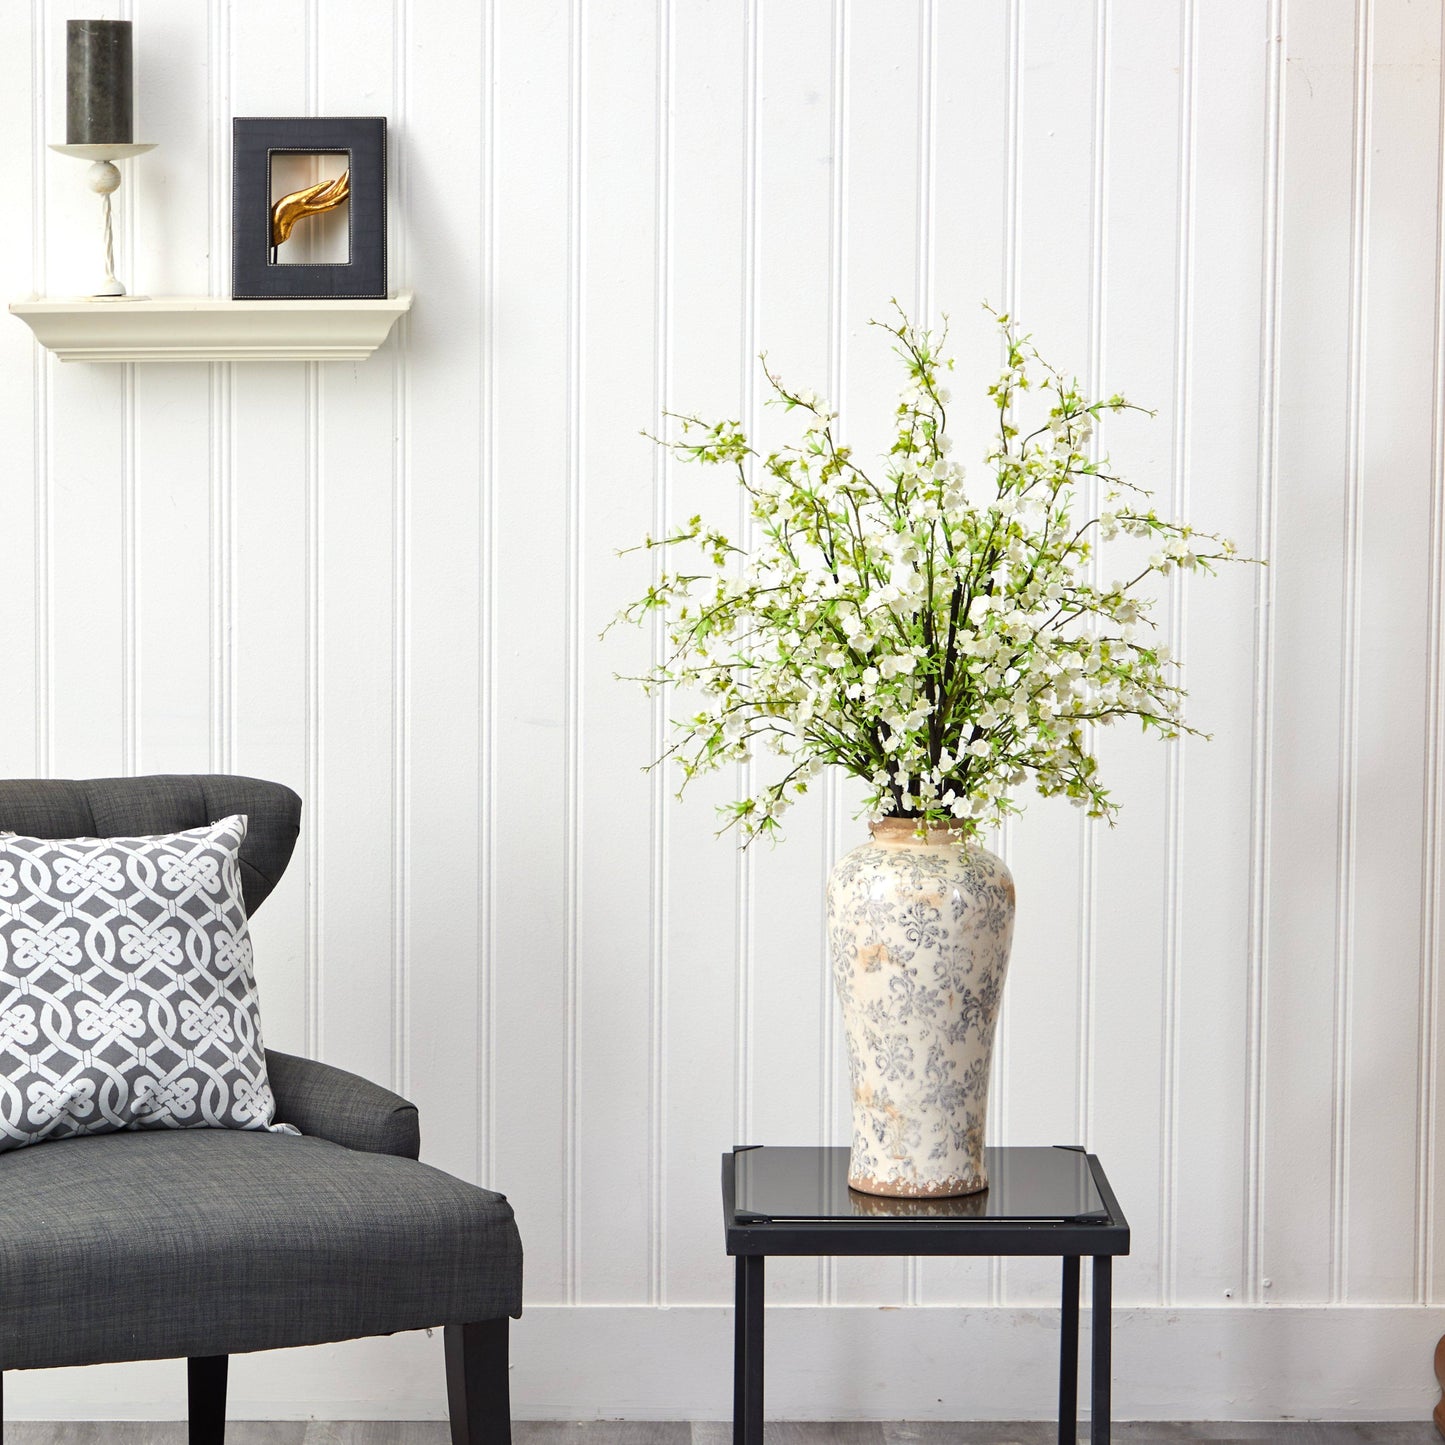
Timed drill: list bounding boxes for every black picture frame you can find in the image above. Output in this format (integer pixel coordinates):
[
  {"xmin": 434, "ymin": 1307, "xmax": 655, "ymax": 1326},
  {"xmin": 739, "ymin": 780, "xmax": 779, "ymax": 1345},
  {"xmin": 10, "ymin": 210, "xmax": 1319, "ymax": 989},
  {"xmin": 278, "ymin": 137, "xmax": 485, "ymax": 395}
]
[{"xmin": 232, "ymin": 116, "xmax": 387, "ymax": 300}]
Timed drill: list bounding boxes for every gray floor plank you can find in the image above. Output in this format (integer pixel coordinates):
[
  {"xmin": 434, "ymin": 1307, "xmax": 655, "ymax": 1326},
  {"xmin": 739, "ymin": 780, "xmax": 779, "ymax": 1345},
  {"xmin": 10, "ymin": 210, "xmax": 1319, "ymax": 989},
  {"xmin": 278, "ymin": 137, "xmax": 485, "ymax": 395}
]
[
  {"xmin": 769, "ymin": 1425, "xmax": 886, "ymax": 1445},
  {"xmin": 884, "ymin": 1423, "xmax": 1050, "ymax": 1445},
  {"xmin": 3, "ymin": 1429, "xmax": 186, "ymax": 1445},
  {"xmin": 4, "ymin": 1425, "xmax": 1442, "ymax": 1445},
  {"xmin": 302, "ymin": 1424, "xmax": 447, "ymax": 1445},
  {"xmin": 514, "ymin": 1426, "xmax": 690, "ymax": 1445}
]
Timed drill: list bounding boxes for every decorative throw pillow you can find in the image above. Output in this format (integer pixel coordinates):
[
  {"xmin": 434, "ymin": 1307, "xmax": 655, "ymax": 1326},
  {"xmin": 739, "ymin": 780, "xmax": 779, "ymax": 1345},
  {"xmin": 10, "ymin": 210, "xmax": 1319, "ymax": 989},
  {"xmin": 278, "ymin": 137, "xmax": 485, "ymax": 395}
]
[{"xmin": 0, "ymin": 814, "xmax": 295, "ymax": 1152}]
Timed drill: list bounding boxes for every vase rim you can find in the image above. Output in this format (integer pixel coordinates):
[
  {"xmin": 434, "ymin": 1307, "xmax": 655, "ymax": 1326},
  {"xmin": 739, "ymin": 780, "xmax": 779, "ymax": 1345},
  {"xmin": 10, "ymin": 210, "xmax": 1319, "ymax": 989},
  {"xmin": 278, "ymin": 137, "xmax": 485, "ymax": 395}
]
[{"xmin": 868, "ymin": 816, "xmax": 974, "ymax": 844}]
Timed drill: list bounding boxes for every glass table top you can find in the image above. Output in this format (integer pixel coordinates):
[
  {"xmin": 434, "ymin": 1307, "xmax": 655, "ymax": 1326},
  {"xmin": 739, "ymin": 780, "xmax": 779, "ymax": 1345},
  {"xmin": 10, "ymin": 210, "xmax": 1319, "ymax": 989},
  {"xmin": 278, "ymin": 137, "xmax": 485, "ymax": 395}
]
[{"xmin": 731, "ymin": 1145, "xmax": 1107, "ymax": 1223}]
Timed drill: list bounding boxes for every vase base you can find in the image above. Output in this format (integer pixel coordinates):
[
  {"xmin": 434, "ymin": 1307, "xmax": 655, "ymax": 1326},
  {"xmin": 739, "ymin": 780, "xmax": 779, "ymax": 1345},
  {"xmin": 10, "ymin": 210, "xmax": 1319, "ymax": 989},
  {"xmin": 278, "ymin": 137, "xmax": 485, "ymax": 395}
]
[{"xmin": 847, "ymin": 1169, "xmax": 988, "ymax": 1199}]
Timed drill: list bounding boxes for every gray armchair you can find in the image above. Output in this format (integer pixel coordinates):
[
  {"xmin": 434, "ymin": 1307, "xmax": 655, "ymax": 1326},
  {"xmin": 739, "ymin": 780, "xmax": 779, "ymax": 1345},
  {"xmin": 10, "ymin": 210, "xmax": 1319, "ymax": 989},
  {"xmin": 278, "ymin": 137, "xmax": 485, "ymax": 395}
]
[{"xmin": 0, "ymin": 774, "xmax": 521, "ymax": 1444}]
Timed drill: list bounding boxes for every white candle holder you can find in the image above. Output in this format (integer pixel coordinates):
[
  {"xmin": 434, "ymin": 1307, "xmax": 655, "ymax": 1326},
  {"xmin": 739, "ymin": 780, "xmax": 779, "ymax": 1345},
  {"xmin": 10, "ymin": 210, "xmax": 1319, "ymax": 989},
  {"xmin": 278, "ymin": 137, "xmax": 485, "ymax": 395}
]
[{"xmin": 49, "ymin": 141, "xmax": 156, "ymax": 300}]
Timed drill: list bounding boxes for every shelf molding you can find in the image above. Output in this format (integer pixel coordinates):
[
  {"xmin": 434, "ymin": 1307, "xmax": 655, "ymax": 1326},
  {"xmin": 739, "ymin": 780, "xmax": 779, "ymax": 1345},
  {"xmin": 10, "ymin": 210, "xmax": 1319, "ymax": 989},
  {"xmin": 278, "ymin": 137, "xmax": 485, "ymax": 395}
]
[{"xmin": 8, "ymin": 291, "xmax": 413, "ymax": 362}]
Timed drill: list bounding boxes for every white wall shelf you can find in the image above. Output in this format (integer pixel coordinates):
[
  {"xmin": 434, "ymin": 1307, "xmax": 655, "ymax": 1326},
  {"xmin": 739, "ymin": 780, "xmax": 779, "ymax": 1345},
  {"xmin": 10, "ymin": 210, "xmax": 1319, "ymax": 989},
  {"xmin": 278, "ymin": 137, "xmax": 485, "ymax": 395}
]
[{"xmin": 8, "ymin": 291, "xmax": 413, "ymax": 362}]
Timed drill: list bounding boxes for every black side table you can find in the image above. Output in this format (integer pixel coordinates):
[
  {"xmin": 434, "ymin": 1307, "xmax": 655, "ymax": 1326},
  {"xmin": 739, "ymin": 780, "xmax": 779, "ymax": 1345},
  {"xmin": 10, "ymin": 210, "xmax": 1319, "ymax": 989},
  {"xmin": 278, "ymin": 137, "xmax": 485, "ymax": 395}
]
[{"xmin": 722, "ymin": 1144, "xmax": 1130, "ymax": 1445}]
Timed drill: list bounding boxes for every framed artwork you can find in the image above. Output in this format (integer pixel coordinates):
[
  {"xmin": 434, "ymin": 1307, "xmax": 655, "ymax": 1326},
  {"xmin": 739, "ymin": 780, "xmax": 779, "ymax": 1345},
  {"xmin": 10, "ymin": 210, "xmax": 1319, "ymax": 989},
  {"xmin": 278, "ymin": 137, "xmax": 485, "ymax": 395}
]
[{"xmin": 232, "ymin": 116, "xmax": 387, "ymax": 300}]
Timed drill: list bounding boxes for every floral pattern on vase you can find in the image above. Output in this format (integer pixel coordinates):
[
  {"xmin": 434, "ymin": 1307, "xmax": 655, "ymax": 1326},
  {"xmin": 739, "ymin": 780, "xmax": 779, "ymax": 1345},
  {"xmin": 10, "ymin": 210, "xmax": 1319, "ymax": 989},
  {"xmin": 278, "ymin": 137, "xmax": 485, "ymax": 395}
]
[{"xmin": 827, "ymin": 817, "xmax": 1015, "ymax": 1197}]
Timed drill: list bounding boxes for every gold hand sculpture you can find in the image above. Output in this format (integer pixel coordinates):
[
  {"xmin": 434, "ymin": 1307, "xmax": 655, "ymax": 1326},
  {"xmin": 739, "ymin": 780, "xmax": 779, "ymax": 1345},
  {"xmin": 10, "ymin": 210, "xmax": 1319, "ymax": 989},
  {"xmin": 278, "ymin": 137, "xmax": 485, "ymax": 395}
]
[{"xmin": 270, "ymin": 170, "xmax": 351, "ymax": 249}]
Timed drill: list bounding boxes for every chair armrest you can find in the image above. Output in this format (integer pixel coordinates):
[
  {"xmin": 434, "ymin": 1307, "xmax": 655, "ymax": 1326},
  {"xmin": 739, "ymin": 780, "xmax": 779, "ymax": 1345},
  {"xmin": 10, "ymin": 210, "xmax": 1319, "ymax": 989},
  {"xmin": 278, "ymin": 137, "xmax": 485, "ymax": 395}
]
[{"xmin": 265, "ymin": 1049, "xmax": 421, "ymax": 1159}]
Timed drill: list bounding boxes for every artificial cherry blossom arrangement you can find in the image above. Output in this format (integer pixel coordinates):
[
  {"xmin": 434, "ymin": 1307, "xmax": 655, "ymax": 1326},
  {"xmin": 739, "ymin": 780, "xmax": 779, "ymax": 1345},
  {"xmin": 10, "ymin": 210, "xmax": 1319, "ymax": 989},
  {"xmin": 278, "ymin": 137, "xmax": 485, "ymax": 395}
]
[{"xmin": 615, "ymin": 308, "xmax": 1243, "ymax": 842}]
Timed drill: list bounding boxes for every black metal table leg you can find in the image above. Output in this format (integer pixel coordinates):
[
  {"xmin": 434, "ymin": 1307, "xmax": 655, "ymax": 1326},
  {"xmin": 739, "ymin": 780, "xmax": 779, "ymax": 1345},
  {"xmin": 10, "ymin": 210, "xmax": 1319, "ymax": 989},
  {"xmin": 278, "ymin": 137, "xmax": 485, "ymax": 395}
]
[
  {"xmin": 737, "ymin": 1253, "xmax": 764, "ymax": 1445},
  {"xmin": 1091, "ymin": 1255, "xmax": 1112, "ymax": 1445},
  {"xmin": 1059, "ymin": 1254, "xmax": 1080, "ymax": 1445},
  {"xmin": 733, "ymin": 1257, "xmax": 747, "ymax": 1445}
]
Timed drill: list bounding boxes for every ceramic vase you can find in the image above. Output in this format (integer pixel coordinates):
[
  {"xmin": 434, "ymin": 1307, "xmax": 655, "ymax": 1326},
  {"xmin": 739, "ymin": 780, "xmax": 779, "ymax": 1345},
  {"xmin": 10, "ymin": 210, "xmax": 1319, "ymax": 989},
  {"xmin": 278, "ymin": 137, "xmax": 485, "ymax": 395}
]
[{"xmin": 826, "ymin": 817, "xmax": 1016, "ymax": 1197}]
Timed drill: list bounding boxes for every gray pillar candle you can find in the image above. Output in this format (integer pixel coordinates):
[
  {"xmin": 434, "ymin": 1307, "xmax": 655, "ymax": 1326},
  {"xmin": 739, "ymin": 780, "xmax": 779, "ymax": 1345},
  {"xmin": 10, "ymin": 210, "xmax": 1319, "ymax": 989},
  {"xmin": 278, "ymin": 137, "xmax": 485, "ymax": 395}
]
[{"xmin": 66, "ymin": 20, "xmax": 133, "ymax": 145}]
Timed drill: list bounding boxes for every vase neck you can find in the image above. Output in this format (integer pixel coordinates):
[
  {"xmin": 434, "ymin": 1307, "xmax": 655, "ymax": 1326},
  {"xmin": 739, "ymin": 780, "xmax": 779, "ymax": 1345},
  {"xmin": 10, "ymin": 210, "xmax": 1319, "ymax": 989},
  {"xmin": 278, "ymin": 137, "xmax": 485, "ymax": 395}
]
[{"xmin": 868, "ymin": 817, "xmax": 972, "ymax": 846}]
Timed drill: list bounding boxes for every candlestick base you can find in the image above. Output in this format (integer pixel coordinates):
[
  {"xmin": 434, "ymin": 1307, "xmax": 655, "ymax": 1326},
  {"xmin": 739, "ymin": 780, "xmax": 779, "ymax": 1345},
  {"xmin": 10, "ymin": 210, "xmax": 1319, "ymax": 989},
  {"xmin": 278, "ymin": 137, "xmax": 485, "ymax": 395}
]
[
  {"xmin": 50, "ymin": 142, "xmax": 156, "ymax": 163},
  {"xmin": 50, "ymin": 142, "xmax": 156, "ymax": 299}
]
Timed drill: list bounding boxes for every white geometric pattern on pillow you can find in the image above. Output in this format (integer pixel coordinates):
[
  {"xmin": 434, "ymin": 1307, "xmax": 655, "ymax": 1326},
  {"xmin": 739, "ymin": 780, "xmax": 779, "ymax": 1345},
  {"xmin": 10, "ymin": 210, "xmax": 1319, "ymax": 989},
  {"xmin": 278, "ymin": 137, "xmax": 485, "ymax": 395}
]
[{"xmin": 0, "ymin": 814, "xmax": 296, "ymax": 1152}]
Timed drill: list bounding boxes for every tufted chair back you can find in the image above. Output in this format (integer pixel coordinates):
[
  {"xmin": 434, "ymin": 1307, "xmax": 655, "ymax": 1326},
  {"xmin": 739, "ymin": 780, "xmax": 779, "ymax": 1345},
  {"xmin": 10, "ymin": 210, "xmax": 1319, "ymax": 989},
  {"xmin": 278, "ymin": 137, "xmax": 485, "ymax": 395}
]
[{"xmin": 0, "ymin": 774, "xmax": 301, "ymax": 915}]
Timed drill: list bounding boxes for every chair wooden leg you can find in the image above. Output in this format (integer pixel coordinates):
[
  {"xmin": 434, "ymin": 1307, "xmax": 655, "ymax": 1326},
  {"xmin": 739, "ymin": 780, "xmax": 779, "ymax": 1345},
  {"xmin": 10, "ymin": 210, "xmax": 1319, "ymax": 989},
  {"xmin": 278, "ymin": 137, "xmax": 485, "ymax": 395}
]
[
  {"xmin": 445, "ymin": 1319, "xmax": 512, "ymax": 1445},
  {"xmin": 188, "ymin": 1354, "xmax": 228, "ymax": 1445},
  {"xmin": 1434, "ymin": 1332, "xmax": 1445, "ymax": 1439}
]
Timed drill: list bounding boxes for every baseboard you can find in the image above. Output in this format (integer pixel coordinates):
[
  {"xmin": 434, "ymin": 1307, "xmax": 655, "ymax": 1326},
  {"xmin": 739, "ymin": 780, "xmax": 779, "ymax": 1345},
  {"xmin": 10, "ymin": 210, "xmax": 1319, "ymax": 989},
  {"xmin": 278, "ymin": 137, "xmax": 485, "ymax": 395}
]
[{"xmin": 3, "ymin": 1304, "xmax": 1438, "ymax": 1422}]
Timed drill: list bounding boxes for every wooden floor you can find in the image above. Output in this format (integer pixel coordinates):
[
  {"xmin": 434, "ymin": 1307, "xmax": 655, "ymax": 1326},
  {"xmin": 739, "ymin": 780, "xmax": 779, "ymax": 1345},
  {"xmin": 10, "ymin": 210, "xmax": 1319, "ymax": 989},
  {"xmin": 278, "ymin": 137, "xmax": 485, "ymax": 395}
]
[{"xmin": 2, "ymin": 1424, "xmax": 1441, "ymax": 1445}]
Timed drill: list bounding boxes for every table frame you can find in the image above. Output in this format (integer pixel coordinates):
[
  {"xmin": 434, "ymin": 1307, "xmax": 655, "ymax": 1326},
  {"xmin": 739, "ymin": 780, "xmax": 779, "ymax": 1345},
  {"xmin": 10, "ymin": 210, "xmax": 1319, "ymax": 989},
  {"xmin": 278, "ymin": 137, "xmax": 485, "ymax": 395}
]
[{"xmin": 722, "ymin": 1145, "xmax": 1130, "ymax": 1445}]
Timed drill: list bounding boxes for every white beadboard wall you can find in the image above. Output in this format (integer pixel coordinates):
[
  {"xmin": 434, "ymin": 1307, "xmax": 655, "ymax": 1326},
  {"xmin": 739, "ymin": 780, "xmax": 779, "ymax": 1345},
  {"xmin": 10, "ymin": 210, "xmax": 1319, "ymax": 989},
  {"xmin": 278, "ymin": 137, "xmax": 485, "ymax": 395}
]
[{"xmin": 2, "ymin": 0, "xmax": 1444, "ymax": 1424}]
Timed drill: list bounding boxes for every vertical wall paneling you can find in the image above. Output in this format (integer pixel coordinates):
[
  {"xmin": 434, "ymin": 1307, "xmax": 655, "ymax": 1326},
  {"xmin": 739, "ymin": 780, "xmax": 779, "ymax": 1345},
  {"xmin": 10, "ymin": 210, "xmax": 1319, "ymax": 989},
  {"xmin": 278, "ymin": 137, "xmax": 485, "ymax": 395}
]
[
  {"xmin": 1260, "ymin": 0, "xmax": 1358, "ymax": 1306},
  {"xmin": 909, "ymin": 0, "xmax": 935, "ymax": 1316},
  {"xmin": 227, "ymin": 0, "xmax": 315, "ymax": 1056},
  {"xmin": 206, "ymin": 0, "xmax": 232, "ymax": 777},
  {"xmin": 986, "ymin": 0, "xmax": 1103, "ymax": 1312},
  {"xmin": 32, "ymin": 0, "xmax": 49, "ymax": 780},
  {"xmin": 207, "ymin": 347, "xmax": 231, "ymax": 773},
  {"xmin": 120, "ymin": 328, "xmax": 134, "ymax": 770},
  {"xmin": 3, "ymin": 0, "xmax": 1445, "ymax": 1418},
  {"xmin": 648, "ymin": 0, "xmax": 673, "ymax": 1309},
  {"xmin": 659, "ymin": 0, "xmax": 749, "ymax": 1309},
  {"xmin": 402, "ymin": 0, "xmax": 486, "ymax": 1187},
  {"xmin": 1347, "ymin": 0, "xmax": 1441, "ymax": 1304},
  {"xmin": 1245, "ymin": 0, "xmax": 1287, "ymax": 1310},
  {"xmin": 488, "ymin": 0, "xmax": 574, "ymax": 1305},
  {"xmin": 735, "ymin": 0, "xmax": 759, "ymax": 1175},
  {"xmin": 1077, "ymin": 0, "xmax": 1105, "ymax": 1221},
  {"xmin": 1087, "ymin": 0, "xmax": 1184, "ymax": 1312},
  {"xmin": 1170, "ymin": 0, "xmax": 1268, "ymax": 1307},
  {"xmin": 130, "ymin": 0, "xmax": 212, "ymax": 777},
  {"xmin": 390, "ymin": 0, "xmax": 411, "ymax": 1106},
  {"xmin": 477, "ymin": 0, "xmax": 498, "ymax": 1196},
  {"xmin": 313, "ymin": 0, "xmax": 400, "ymax": 1086},
  {"xmin": 1428, "ymin": 0, "xmax": 1445, "ymax": 1313},
  {"xmin": 43, "ymin": 4, "xmax": 123, "ymax": 780},
  {"xmin": 0, "ymin": 2, "xmax": 40, "ymax": 776},
  {"xmin": 920, "ymin": 0, "xmax": 1013, "ymax": 1316},
  {"xmin": 819, "ymin": 0, "xmax": 851, "ymax": 1312},
  {"xmin": 562, "ymin": 0, "xmax": 582, "ymax": 1306},
  {"xmin": 131, "ymin": 350, "xmax": 211, "ymax": 774},
  {"xmin": 479, "ymin": 0, "xmax": 502, "ymax": 1190},
  {"xmin": 573, "ymin": 0, "xmax": 661, "ymax": 1304},
  {"xmin": 830, "ymin": 0, "xmax": 923, "ymax": 1311},
  {"xmin": 1156, "ymin": 0, "xmax": 1197, "ymax": 1309},
  {"xmin": 303, "ymin": 0, "xmax": 323, "ymax": 1063},
  {"xmin": 749, "ymin": 0, "xmax": 838, "ymax": 1310},
  {"xmin": 45, "ymin": 370, "xmax": 124, "ymax": 774},
  {"xmin": 1329, "ymin": 0, "xmax": 1370, "ymax": 1306}
]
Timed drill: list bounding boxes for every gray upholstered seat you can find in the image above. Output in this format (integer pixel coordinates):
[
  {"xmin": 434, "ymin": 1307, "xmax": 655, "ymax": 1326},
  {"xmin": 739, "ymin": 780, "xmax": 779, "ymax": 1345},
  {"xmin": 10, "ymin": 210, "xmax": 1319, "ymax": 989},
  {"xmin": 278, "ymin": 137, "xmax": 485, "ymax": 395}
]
[
  {"xmin": 0, "ymin": 775, "xmax": 519, "ymax": 1443},
  {"xmin": 0, "ymin": 1128, "xmax": 522, "ymax": 1370}
]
